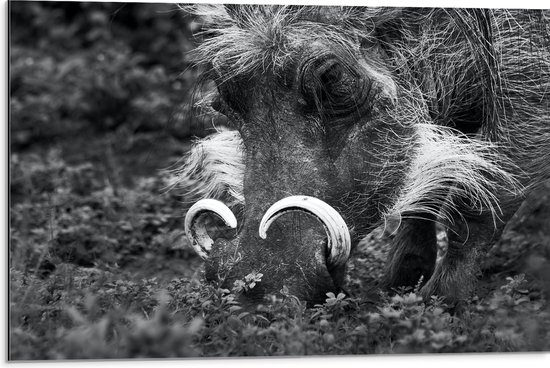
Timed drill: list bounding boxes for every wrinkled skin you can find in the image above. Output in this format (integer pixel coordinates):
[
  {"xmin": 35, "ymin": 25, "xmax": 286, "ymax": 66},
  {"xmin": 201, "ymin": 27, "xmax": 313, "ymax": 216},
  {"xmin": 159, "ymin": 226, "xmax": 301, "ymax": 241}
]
[{"xmin": 182, "ymin": 6, "xmax": 550, "ymax": 307}]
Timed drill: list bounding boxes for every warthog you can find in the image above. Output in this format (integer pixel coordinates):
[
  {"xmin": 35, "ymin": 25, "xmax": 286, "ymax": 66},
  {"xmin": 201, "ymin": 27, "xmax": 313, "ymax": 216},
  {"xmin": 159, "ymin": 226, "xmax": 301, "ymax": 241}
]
[{"xmin": 172, "ymin": 5, "xmax": 550, "ymax": 306}]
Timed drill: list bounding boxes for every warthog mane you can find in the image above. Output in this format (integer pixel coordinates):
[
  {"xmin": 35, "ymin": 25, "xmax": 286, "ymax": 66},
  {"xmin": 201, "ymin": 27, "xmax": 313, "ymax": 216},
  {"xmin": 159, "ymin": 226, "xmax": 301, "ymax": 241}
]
[{"xmin": 172, "ymin": 5, "xmax": 549, "ymax": 235}]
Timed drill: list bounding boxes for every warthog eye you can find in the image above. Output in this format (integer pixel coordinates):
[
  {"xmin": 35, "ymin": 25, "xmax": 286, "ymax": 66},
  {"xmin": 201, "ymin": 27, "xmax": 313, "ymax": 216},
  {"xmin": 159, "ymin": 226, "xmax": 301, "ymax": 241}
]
[{"xmin": 300, "ymin": 56, "xmax": 371, "ymax": 119}]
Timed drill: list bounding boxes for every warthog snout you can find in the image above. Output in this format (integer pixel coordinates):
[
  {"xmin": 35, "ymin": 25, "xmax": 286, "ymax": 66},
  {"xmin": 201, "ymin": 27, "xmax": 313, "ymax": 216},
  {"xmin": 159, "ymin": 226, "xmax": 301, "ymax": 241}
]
[{"xmin": 185, "ymin": 196, "xmax": 351, "ymax": 304}]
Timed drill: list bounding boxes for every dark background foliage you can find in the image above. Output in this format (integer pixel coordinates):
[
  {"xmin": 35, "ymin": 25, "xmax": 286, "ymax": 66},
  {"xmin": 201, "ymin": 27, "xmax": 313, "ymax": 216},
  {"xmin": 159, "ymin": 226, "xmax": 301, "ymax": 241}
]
[
  {"xmin": 9, "ymin": 2, "xmax": 214, "ymax": 358},
  {"xmin": 8, "ymin": 1, "xmax": 550, "ymax": 360},
  {"xmin": 10, "ymin": 1, "xmax": 213, "ymax": 149}
]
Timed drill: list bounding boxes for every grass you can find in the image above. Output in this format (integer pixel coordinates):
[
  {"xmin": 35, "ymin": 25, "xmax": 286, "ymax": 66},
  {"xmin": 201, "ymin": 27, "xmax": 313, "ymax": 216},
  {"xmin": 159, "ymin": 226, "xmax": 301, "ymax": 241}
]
[{"xmin": 8, "ymin": 136, "xmax": 550, "ymax": 359}]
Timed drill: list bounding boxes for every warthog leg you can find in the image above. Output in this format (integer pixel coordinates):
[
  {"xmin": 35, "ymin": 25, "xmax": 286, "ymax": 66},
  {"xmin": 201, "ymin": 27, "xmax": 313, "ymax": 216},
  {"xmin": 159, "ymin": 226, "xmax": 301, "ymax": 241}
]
[
  {"xmin": 381, "ymin": 216, "xmax": 438, "ymax": 290},
  {"xmin": 419, "ymin": 205, "xmax": 515, "ymax": 304}
]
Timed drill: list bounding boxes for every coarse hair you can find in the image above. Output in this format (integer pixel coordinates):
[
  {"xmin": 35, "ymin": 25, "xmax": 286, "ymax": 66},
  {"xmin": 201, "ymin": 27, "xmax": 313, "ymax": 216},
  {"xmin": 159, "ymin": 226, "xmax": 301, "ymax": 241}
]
[
  {"xmin": 167, "ymin": 128, "xmax": 244, "ymax": 210},
  {"xmin": 172, "ymin": 5, "xmax": 550, "ymax": 231}
]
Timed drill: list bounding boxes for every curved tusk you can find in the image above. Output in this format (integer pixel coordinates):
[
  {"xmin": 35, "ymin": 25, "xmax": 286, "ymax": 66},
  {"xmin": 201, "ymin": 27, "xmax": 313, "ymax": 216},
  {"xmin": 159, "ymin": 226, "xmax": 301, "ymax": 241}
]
[
  {"xmin": 185, "ymin": 199, "xmax": 238, "ymax": 259},
  {"xmin": 258, "ymin": 196, "xmax": 351, "ymax": 268}
]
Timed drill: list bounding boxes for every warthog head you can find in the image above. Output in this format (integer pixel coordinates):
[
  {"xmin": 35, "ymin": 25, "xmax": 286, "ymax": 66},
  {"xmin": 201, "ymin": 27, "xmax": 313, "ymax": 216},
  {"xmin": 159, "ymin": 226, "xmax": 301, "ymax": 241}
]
[{"xmin": 173, "ymin": 5, "xmax": 549, "ymax": 306}]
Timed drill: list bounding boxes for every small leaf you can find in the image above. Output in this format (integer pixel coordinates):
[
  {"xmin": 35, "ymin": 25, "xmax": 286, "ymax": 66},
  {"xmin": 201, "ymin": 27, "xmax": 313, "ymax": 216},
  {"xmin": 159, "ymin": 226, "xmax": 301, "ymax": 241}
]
[{"xmin": 229, "ymin": 305, "xmax": 242, "ymax": 313}]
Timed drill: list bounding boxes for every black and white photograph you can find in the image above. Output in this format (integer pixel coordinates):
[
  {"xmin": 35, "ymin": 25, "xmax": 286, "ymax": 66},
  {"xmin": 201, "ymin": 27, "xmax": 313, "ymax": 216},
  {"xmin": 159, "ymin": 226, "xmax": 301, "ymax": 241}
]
[{"xmin": 7, "ymin": 0, "xmax": 550, "ymax": 360}]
